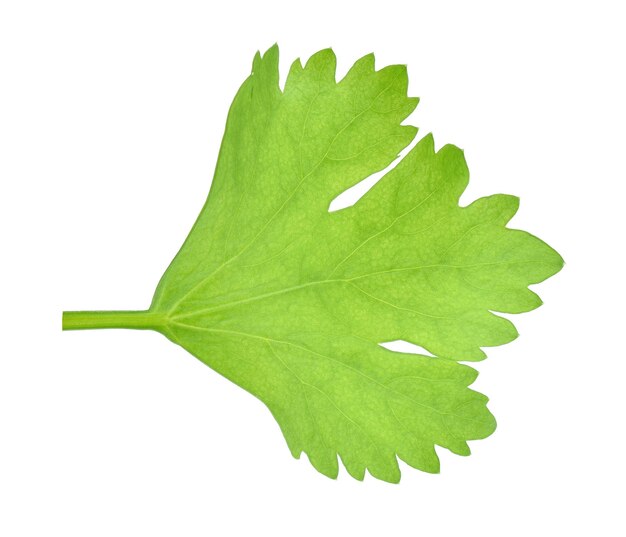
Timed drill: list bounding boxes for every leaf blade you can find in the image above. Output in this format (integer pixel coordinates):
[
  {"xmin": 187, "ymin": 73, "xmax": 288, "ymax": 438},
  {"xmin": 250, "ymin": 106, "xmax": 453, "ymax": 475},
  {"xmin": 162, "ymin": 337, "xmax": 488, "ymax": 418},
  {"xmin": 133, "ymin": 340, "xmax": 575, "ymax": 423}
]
[{"xmin": 69, "ymin": 45, "xmax": 563, "ymax": 482}]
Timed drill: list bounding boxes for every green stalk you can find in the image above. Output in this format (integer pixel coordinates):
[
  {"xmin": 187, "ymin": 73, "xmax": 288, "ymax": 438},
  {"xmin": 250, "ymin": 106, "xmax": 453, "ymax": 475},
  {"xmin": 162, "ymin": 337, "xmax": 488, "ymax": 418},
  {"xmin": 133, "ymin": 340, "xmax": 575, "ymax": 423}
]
[{"xmin": 62, "ymin": 310, "xmax": 165, "ymax": 331}]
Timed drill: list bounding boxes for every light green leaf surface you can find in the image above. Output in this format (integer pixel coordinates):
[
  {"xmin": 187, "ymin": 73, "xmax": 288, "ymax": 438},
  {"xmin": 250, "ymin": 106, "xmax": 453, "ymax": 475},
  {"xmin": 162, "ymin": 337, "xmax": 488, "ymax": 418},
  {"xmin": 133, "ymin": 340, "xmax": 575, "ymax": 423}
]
[{"xmin": 63, "ymin": 45, "xmax": 563, "ymax": 482}]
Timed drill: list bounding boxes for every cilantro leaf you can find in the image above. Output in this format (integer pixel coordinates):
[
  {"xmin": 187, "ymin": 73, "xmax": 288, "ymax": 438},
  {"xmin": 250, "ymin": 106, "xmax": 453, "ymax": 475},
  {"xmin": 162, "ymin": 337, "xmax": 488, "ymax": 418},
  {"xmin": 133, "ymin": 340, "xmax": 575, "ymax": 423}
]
[{"xmin": 63, "ymin": 45, "xmax": 563, "ymax": 482}]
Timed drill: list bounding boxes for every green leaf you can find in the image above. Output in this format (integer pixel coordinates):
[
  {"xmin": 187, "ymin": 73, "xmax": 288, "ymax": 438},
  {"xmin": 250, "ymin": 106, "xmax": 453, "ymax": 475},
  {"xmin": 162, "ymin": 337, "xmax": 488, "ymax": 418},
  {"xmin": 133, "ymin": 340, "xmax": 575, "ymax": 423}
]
[{"xmin": 63, "ymin": 45, "xmax": 563, "ymax": 483}]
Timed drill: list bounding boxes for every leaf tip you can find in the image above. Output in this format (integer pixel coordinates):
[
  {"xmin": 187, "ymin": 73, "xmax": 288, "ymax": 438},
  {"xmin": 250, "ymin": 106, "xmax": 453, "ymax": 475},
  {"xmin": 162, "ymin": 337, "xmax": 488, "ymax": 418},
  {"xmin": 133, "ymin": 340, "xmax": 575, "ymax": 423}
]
[
  {"xmin": 407, "ymin": 96, "xmax": 420, "ymax": 113},
  {"xmin": 501, "ymin": 194, "xmax": 521, "ymax": 222},
  {"xmin": 341, "ymin": 52, "xmax": 376, "ymax": 83},
  {"xmin": 420, "ymin": 132, "xmax": 436, "ymax": 152},
  {"xmin": 305, "ymin": 47, "xmax": 337, "ymax": 78}
]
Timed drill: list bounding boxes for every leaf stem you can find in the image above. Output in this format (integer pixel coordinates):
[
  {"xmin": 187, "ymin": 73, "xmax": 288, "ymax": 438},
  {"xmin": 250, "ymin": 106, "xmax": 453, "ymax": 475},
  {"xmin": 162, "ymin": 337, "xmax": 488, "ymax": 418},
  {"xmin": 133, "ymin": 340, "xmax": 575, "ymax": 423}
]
[{"xmin": 62, "ymin": 310, "xmax": 165, "ymax": 331}]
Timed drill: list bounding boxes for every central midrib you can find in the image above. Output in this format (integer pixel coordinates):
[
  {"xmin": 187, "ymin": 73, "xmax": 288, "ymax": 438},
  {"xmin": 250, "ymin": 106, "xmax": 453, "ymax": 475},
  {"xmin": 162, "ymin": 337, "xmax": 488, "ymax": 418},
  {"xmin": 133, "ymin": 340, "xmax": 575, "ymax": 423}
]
[
  {"xmin": 169, "ymin": 277, "xmax": 344, "ymax": 321},
  {"xmin": 166, "ymin": 258, "xmax": 552, "ymax": 322}
]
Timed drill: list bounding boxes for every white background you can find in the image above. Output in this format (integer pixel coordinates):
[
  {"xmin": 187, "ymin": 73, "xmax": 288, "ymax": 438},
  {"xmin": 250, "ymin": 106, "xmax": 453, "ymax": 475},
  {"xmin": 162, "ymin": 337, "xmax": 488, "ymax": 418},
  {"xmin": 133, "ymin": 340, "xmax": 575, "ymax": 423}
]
[{"xmin": 1, "ymin": 1, "xmax": 624, "ymax": 535}]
